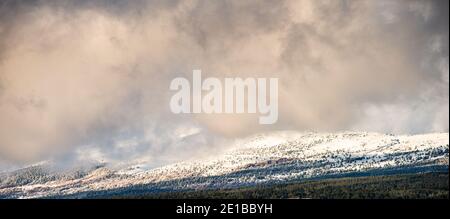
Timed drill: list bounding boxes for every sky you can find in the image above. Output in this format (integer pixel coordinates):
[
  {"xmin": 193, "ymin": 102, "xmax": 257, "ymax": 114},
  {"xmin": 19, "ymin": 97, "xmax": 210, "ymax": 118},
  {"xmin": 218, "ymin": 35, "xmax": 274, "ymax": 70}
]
[{"xmin": 0, "ymin": 0, "xmax": 448, "ymax": 169}]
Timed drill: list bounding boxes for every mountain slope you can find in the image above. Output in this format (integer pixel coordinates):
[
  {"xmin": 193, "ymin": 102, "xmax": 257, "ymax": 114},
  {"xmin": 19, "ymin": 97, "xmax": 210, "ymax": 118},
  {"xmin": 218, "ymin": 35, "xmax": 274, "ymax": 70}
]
[{"xmin": 0, "ymin": 131, "xmax": 448, "ymax": 198}]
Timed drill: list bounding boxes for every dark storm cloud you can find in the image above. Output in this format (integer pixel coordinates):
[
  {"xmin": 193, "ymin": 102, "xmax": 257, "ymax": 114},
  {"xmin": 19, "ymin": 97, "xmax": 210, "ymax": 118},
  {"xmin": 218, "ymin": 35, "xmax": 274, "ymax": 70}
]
[{"xmin": 0, "ymin": 0, "xmax": 448, "ymax": 167}]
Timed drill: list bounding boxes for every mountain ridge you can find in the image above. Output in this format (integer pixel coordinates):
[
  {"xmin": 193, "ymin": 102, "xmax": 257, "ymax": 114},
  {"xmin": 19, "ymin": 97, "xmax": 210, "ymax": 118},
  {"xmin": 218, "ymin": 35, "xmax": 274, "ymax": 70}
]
[{"xmin": 0, "ymin": 131, "xmax": 448, "ymax": 198}]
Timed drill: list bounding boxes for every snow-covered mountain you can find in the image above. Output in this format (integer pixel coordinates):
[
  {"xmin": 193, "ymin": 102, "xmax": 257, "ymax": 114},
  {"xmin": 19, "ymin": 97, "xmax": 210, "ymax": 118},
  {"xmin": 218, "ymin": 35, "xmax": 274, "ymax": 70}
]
[{"xmin": 0, "ymin": 131, "xmax": 448, "ymax": 199}]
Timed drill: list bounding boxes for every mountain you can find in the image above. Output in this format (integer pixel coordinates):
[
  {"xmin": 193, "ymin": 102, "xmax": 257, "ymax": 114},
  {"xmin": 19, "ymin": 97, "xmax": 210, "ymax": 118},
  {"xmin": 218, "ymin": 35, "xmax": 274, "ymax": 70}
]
[{"xmin": 0, "ymin": 131, "xmax": 448, "ymax": 199}]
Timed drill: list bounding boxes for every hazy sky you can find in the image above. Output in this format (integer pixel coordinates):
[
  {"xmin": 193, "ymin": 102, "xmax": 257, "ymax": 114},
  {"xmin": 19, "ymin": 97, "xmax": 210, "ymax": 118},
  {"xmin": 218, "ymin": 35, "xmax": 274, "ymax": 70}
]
[{"xmin": 0, "ymin": 0, "xmax": 448, "ymax": 168}]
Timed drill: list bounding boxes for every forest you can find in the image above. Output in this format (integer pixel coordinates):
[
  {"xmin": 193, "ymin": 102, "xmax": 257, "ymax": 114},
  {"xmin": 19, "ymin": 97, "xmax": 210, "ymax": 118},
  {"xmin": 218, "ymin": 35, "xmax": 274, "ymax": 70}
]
[{"xmin": 119, "ymin": 172, "xmax": 449, "ymax": 199}]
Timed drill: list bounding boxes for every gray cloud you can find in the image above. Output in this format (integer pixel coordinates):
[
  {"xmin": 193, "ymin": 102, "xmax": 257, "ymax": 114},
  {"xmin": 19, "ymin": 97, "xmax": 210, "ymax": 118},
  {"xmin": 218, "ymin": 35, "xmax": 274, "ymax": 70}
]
[{"xmin": 0, "ymin": 0, "xmax": 448, "ymax": 168}]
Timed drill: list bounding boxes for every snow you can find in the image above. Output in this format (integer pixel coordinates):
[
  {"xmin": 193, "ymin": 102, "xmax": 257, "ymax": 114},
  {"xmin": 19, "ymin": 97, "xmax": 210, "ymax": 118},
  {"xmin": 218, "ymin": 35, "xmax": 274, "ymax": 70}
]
[{"xmin": 0, "ymin": 131, "xmax": 448, "ymax": 198}]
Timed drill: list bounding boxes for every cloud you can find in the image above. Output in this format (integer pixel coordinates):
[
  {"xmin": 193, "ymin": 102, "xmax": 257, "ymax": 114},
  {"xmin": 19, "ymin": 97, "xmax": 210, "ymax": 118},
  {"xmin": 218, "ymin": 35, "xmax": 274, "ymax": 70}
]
[{"xmin": 0, "ymin": 0, "xmax": 448, "ymax": 167}]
